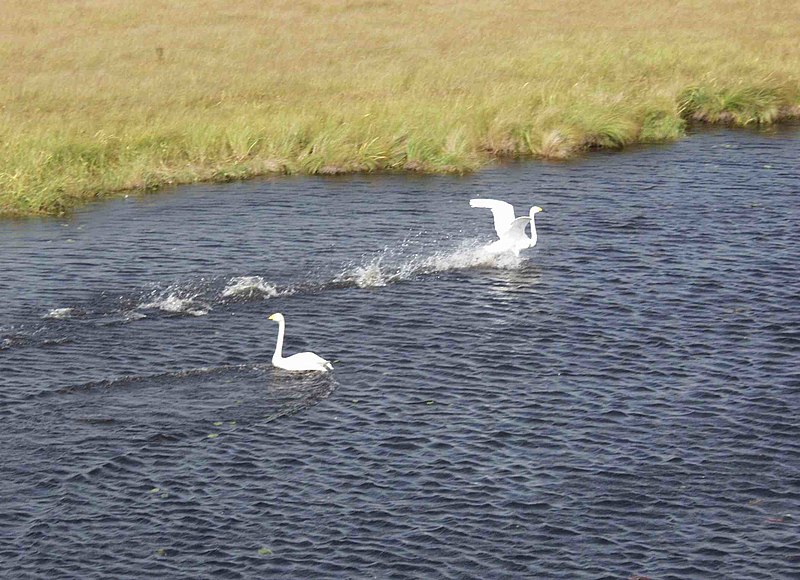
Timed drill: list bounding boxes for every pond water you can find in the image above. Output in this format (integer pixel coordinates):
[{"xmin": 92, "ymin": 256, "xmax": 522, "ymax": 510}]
[{"xmin": 1, "ymin": 127, "xmax": 799, "ymax": 578}]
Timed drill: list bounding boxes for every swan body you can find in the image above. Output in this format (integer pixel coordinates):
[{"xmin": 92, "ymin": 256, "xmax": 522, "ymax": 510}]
[
  {"xmin": 469, "ymin": 198, "xmax": 543, "ymax": 256},
  {"xmin": 268, "ymin": 313, "xmax": 333, "ymax": 373},
  {"xmin": 484, "ymin": 216, "xmax": 532, "ymax": 255}
]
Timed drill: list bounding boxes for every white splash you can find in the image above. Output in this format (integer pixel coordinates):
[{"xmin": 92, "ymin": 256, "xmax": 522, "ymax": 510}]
[
  {"xmin": 222, "ymin": 276, "xmax": 279, "ymax": 299},
  {"xmin": 44, "ymin": 307, "xmax": 74, "ymax": 319},
  {"xmin": 337, "ymin": 239, "xmax": 524, "ymax": 289},
  {"xmin": 416, "ymin": 241, "xmax": 524, "ymax": 273},
  {"xmin": 347, "ymin": 257, "xmax": 389, "ymax": 288},
  {"xmin": 138, "ymin": 292, "xmax": 210, "ymax": 317}
]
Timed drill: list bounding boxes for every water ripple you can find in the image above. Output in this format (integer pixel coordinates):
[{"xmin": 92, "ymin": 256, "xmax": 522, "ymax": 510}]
[{"xmin": 1, "ymin": 127, "xmax": 799, "ymax": 578}]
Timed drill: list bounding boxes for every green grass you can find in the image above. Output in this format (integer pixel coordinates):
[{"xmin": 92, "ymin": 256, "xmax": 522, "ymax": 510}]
[
  {"xmin": 1, "ymin": 0, "xmax": 799, "ymax": 217},
  {"xmin": 678, "ymin": 85, "xmax": 788, "ymax": 125}
]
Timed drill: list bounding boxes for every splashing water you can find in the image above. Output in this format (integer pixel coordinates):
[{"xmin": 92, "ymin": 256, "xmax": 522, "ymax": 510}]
[
  {"xmin": 418, "ymin": 241, "xmax": 525, "ymax": 272},
  {"xmin": 345, "ymin": 256, "xmax": 390, "ymax": 288},
  {"xmin": 337, "ymin": 239, "xmax": 525, "ymax": 289},
  {"xmin": 138, "ymin": 291, "xmax": 210, "ymax": 317},
  {"xmin": 44, "ymin": 307, "xmax": 74, "ymax": 319},
  {"xmin": 222, "ymin": 276, "xmax": 280, "ymax": 300},
  {"xmin": 21, "ymin": 238, "xmax": 525, "ymax": 335}
]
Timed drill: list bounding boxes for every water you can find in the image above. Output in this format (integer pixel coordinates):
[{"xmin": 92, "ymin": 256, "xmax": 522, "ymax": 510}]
[{"xmin": 1, "ymin": 127, "xmax": 799, "ymax": 578}]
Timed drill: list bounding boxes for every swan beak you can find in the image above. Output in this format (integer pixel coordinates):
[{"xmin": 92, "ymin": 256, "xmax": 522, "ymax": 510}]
[{"xmin": 268, "ymin": 314, "xmax": 277, "ymax": 321}]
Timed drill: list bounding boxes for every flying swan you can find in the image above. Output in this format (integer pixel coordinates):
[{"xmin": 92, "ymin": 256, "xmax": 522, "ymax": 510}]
[
  {"xmin": 469, "ymin": 198, "xmax": 543, "ymax": 256},
  {"xmin": 268, "ymin": 313, "xmax": 333, "ymax": 372}
]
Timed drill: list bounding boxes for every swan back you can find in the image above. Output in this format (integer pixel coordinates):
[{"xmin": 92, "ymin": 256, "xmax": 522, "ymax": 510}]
[{"xmin": 281, "ymin": 352, "xmax": 333, "ymax": 372}]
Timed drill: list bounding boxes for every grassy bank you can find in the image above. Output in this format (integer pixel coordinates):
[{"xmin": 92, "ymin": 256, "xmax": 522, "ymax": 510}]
[{"xmin": 2, "ymin": 0, "xmax": 799, "ymax": 217}]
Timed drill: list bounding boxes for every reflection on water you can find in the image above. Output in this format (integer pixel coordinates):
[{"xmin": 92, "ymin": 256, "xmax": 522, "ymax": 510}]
[{"xmin": 486, "ymin": 264, "xmax": 543, "ymax": 300}]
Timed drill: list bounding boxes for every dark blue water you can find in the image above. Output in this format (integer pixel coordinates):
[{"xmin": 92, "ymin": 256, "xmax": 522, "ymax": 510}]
[{"xmin": 1, "ymin": 127, "xmax": 799, "ymax": 578}]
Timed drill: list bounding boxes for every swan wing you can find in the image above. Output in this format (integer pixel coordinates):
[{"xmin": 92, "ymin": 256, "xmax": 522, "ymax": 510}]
[
  {"xmin": 499, "ymin": 216, "xmax": 531, "ymax": 244},
  {"xmin": 300, "ymin": 352, "xmax": 331, "ymax": 366},
  {"xmin": 469, "ymin": 198, "xmax": 516, "ymax": 237},
  {"xmin": 482, "ymin": 216, "xmax": 531, "ymax": 255},
  {"xmin": 284, "ymin": 351, "xmax": 332, "ymax": 372}
]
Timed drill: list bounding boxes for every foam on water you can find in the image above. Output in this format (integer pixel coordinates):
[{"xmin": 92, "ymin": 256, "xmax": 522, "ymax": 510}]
[
  {"xmin": 44, "ymin": 307, "xmax": 74, "ymax": 319},
  {"xmin": 419, "ymin": 241, "xmax": 525, "ymax": 272},
  {"xmin": 138, "ymin": 291, "xmax": 210, "ymax": 317},
  {"xmin": 337, "ymin": 239, "xmax": 525, "ymax": 289},
  {"xmin": 221, "ymin": 276, "xmax": 280, "ymax": 299},
  {"xmin": 0, "ymin": 241, "xmax": 525, "ymax": 352}
]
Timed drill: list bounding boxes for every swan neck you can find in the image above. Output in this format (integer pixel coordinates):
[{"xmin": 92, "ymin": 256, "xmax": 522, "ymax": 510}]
[
  {"xmin": 273, "ymin": 317, "xmax": 285, "ymax": 362},
  {"xmin": 528, "ymin": 212, "xmax": 538, "ymax": 246}
]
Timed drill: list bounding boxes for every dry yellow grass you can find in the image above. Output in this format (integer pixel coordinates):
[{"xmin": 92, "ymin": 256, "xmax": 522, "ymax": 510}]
[{"xmin": 1, "ymin": 0, "xmax": 799, "ymax": 216}]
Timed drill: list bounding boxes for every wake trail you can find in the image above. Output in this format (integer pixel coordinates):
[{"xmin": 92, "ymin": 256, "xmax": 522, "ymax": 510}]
[{"xmin": 7, "ymin": 237, "xmax": 525, "ymax": 350}]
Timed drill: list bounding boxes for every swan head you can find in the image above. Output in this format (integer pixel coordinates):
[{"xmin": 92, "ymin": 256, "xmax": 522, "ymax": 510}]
[
  {"xmin": 530, "ymin": 206, "xmax": 543, "ymax": 215},
  {"xmin": 268, "ymin": 312, "xmax": 284, "ymax": 322}
]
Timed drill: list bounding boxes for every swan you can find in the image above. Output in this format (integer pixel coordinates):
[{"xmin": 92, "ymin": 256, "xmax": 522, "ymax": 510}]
[
  {"xmin": 469, "ymin": 198, "xmax": 543, "ymax": 256},
  {"xmin": 268, "ymin": 313, "xmax": 333, "ymax": 372}
]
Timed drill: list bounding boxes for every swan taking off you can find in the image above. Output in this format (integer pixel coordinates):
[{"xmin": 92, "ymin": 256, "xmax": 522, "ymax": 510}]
[
  {"xmin": 268, "ymin": 313, "xmax": 333, "ymax": 373},
  {"xmin": 469, "ymin": 198, "xmax": 543, "ymax": 256}
]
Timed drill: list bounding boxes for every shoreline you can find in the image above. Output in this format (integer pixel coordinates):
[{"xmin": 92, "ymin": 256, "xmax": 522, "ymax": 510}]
[
  {"xmin": 3, "ymin": 1, "xmax": 799, "ymax": 218},
  {"xmin": 2, "ymin": 106, "xmax": 798, "ymax": 220}
]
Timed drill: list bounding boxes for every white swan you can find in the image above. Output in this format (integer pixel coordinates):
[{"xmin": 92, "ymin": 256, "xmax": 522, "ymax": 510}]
[
  {"xmin": 469, "ymin": 198, "xmax": 543, "ymax": 256},
  {"xmin": 268, "ymin": 313, "xmax": 333, "ymax": 373}
]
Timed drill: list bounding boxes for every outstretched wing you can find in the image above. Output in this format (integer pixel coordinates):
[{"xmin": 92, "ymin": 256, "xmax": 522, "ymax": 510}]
[
  {"xmin": 499, "ymin": 216, "xmax": 531, "ymax": 245},
  {"xmin": 469, "ymin": 198, "xmax": 517, "ymax": 238}
]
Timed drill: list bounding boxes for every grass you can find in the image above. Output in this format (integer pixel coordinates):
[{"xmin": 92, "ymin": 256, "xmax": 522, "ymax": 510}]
[{"xmin": 1, "ymin": 0, "xmax": 799, "ymax": 217}]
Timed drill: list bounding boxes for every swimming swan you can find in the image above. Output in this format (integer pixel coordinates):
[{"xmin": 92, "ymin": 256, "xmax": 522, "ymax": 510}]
[
  {"xmin": 268, "ymin": 313, "xmax": 333, "ymax": 372},
  {"xmin": 469, "ymin": 198, "xmax": 543, "ymax": 256}
]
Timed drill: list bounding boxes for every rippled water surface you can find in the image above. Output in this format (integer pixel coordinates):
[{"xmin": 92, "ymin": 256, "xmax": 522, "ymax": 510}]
[{"xmin": 2, "ymin": 128, "xmax": 799, "ymax": 578}]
